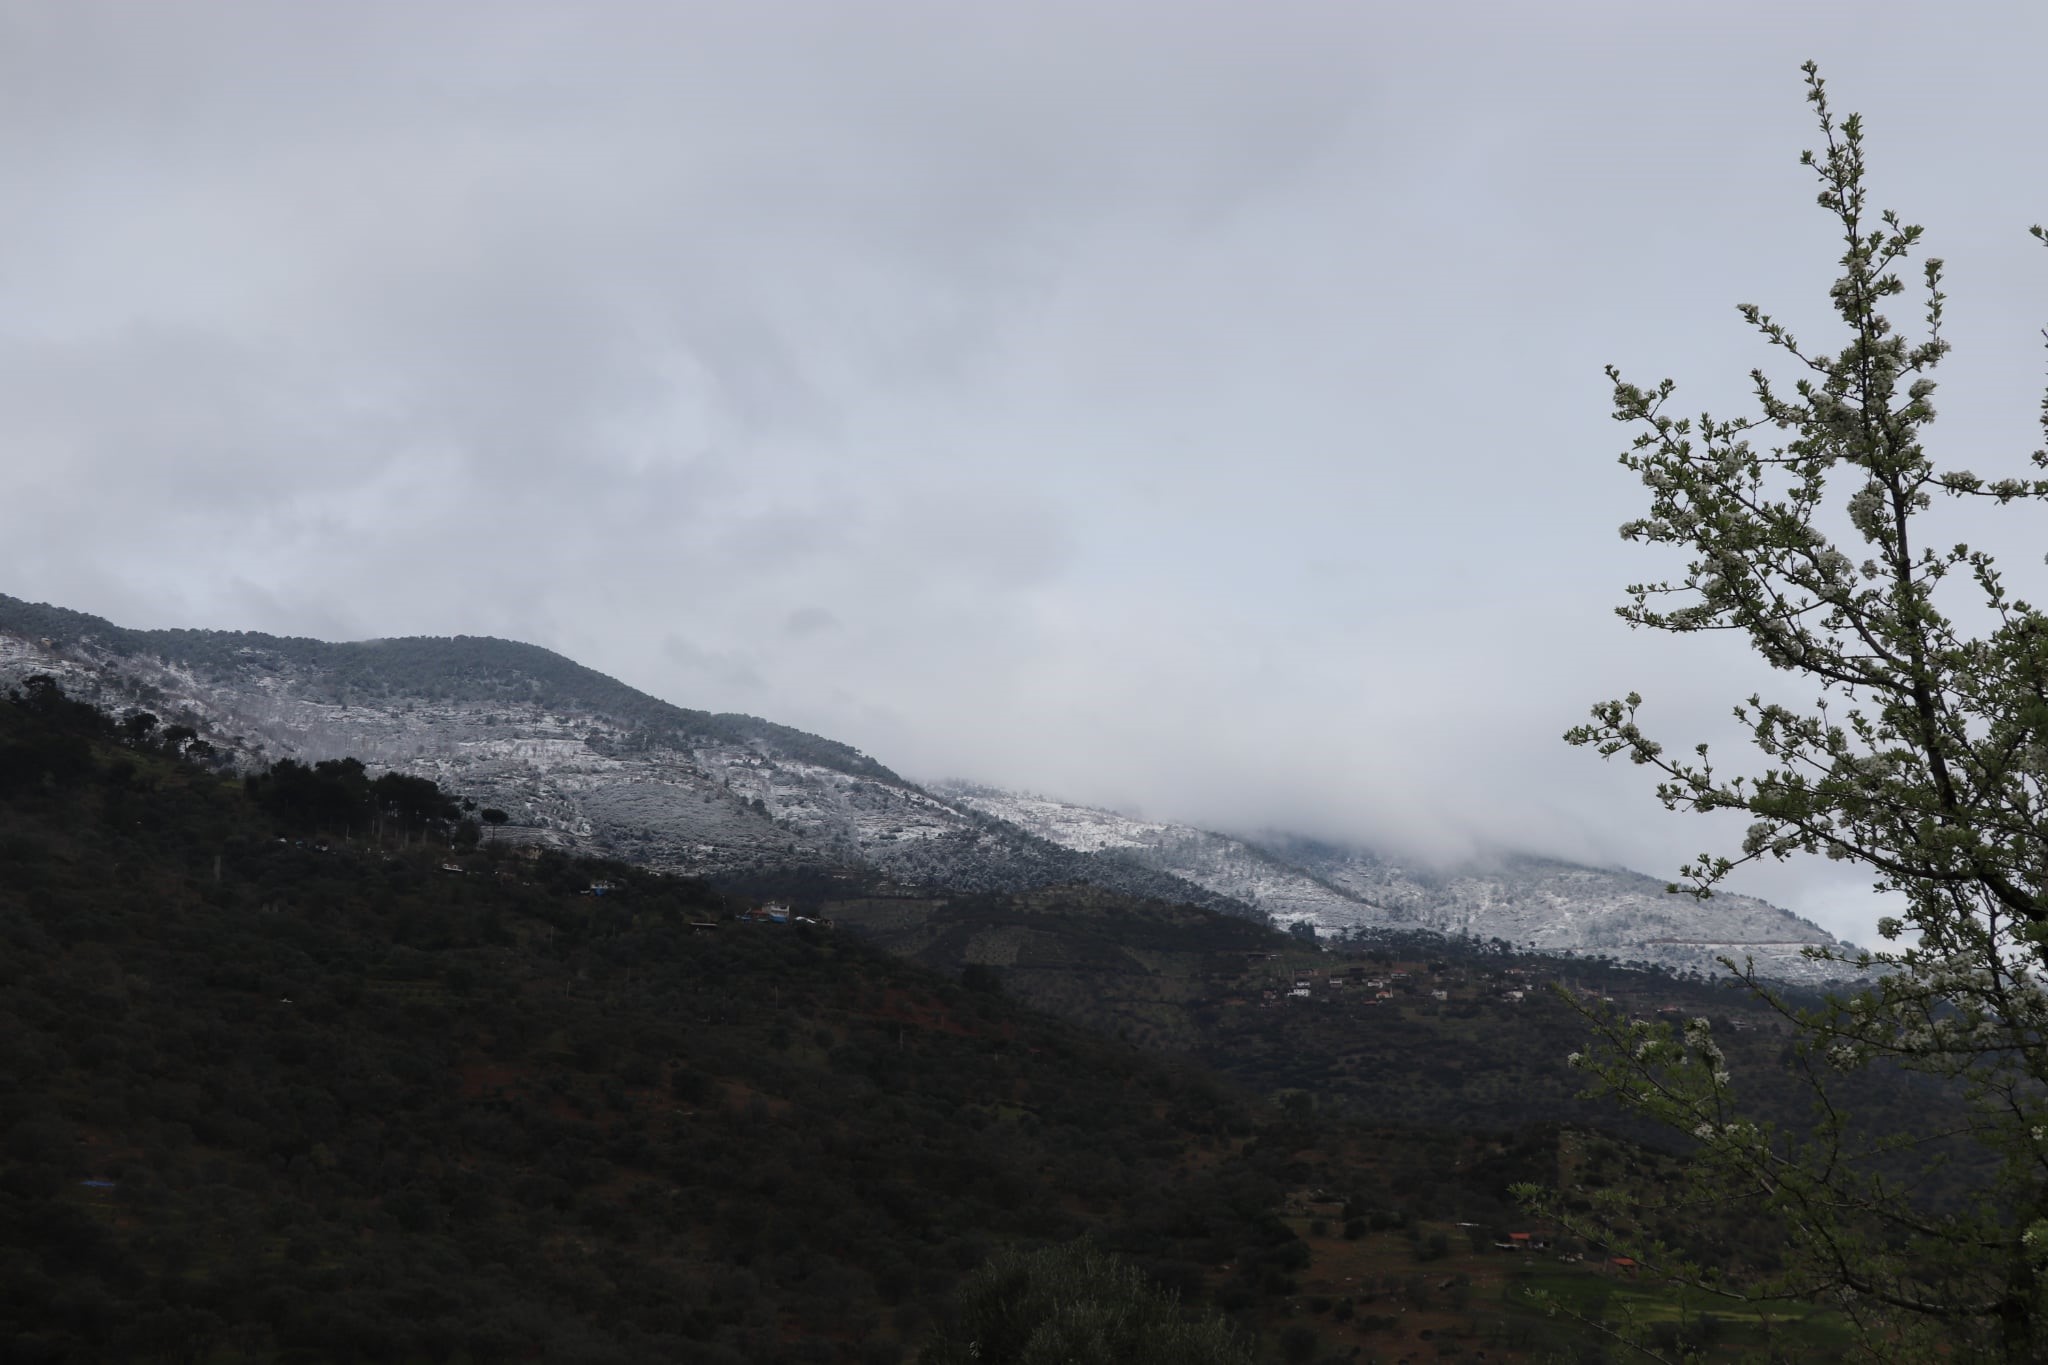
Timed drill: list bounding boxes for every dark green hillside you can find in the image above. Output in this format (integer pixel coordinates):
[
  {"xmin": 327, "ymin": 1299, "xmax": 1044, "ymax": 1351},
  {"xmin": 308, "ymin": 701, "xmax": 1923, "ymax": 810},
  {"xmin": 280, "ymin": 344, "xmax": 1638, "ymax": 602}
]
[
  {"xmin": 1194, "ymin": 936, "xmax": 1987, "ymax": 1212},
  {"xmin": 0, "ymin": 682, "xmax": 1345, "ymax": 1364},
  {"xmin": 792, "ymin": 878, "xmax": 1986, "ymax": 1224},
  {"xmin": 0, "ymin": 681, "xmax": 1875, "ymax": 1362},
  {"xmin": 0, "ymin": 592, "xmax": 893, "ymax": 779},
  {"xmin": 785, "ymin": 876, "xmax": 1659, "ymax": 1131},
  {"xmin": 812, "ymin": 883, "xmax": 1286, "ymax": 1052}
]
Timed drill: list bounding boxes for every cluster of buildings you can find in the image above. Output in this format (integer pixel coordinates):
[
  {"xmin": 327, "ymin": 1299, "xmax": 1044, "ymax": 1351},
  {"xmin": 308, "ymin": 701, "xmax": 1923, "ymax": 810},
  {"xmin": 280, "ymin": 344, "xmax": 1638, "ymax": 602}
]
[{"xmin": 1234, "ymin": 957, "xmax": 1541, "ymax": 1010}]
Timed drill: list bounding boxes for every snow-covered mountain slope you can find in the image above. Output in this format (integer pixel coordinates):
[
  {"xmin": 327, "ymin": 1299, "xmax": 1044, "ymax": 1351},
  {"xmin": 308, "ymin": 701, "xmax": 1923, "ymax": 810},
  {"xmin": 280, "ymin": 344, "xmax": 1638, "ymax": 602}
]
[
  {"xmin": 935, "ymin": 783, "xmax": 1369, "ymax": 926},
  {"xmin": 0, "ymin": 596, "xmax": 1247, "ymax": 913},
  {"xmin": 940, "ymin": 785, "xmax": 1855, "ymax": 984},
  {"xmin": 2, "ymin": 593, "xmax": 1856, "ymax": 981}
]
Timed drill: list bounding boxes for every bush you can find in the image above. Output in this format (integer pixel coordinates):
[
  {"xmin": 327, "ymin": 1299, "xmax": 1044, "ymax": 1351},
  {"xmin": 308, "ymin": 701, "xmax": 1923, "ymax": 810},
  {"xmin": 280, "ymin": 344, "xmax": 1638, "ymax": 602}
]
[{"xmin": 922, "ymin": 1241, "xmax": 1252, "ymax": 1365}]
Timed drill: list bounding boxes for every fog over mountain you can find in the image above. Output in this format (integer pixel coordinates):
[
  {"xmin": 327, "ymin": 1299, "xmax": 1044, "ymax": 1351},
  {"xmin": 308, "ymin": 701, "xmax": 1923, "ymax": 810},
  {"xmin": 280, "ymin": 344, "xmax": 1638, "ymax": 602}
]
[{"xmin": 6, "ymin": 3, "xmax": 2047, "ymax": 945}]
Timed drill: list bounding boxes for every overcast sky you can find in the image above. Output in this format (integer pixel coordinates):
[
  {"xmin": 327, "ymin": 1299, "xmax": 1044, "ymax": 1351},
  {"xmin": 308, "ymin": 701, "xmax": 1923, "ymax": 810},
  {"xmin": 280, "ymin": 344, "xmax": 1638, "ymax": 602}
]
[{"xmin": 5, "ymin": 2, "xmax": 2047, "ymax": 941}]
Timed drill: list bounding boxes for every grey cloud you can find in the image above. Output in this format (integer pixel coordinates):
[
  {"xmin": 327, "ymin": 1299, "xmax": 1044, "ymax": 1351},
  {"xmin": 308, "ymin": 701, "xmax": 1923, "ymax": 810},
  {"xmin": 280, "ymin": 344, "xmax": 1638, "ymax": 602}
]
[
  {"xmin": 783, "ymin": 606, "xmax": 838, "ymax": 638},
  {"xmin": 660, "ymin": 633, "xmax": 765, "ymax": 696}
]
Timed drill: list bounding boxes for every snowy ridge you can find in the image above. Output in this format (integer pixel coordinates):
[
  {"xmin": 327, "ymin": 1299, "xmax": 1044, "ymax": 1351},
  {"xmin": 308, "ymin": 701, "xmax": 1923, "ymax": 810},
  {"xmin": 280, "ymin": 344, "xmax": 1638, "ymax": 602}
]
[
  {"xmin": 941, "ymin": 786, "xmax": 1856, "ymax": 984},
  {"xmin": 3, "ymin": 610, "xmax": 1856, "ymax": 982},
  {"xmin": 934, "ymin": 781, "xmax": 1376, "ymax": 926},
  {"xmin": 0, "ymin": 623, "xmax": 1249, "ymax": 912}
]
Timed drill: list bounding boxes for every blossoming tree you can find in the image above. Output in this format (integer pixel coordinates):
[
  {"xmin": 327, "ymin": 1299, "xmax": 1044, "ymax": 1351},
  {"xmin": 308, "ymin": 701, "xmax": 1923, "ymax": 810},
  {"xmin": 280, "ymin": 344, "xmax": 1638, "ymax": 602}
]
[{"xmin": 1538, "ymin": 63, "xmax": 2048, "ymax": 1360}]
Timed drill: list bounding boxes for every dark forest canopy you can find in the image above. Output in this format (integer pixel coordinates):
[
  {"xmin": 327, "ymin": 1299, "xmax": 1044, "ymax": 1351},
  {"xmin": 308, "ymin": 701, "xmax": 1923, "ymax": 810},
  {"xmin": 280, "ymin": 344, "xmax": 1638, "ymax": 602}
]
[{"xmin": 0, "ymin": 681, "xmax": 1310, "ymax": 1362}]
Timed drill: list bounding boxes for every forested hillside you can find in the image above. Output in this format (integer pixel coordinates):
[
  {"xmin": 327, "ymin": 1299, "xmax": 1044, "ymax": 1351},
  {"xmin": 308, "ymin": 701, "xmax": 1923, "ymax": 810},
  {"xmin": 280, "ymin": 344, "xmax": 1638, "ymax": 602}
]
[
  {"xmin": 748, "ymin": 871, "xmax": 1976, "ymax": 1208},
  {"xmin": 0, "ymin": 678, "xmax": 1878, "ymax": 1362},
  {"xmin": 0, "ymin": 680, "xmax": 1293, "ymax": 1362}
]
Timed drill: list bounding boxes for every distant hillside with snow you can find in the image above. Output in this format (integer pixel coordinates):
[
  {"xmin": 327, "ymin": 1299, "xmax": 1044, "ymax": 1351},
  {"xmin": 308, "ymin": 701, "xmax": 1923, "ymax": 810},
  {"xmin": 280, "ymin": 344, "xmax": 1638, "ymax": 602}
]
[
  {"xmin": 0, "ymin": 594, "xmax": 1249, "ymax": 914},
  {"xmin": 937, "ymin": 784, "xmax": 1854, "ymax": 984},
  {"xmin": 2, "ymin": 591, "xmax": 1858, "ymax": 984}
]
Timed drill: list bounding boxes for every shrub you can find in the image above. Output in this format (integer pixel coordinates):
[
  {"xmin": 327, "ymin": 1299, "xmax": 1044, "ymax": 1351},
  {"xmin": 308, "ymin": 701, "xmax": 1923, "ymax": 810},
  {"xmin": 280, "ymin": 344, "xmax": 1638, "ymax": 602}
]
[{"xmin": 922, "ymin": 1241, "xmax": 1252, "ymax": 1365}]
